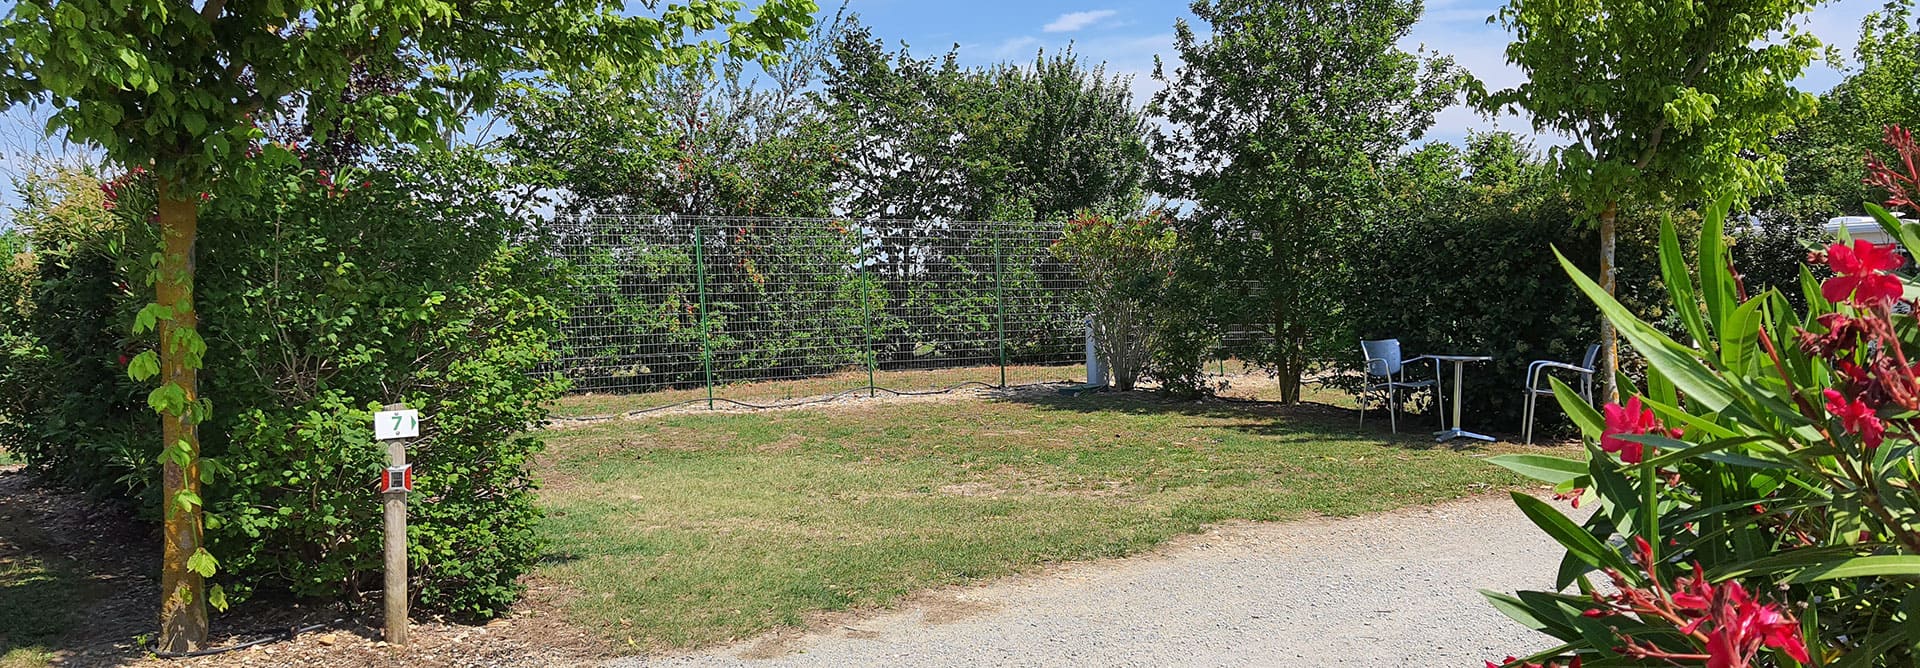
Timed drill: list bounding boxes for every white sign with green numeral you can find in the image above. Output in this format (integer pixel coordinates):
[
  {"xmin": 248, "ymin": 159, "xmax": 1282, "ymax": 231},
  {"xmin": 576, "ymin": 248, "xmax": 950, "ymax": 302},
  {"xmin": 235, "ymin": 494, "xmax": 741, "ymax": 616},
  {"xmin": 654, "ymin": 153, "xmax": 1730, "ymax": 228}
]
[{"xmin": 374, "ymin": 409, "xmax": 419, "ymax": 440}]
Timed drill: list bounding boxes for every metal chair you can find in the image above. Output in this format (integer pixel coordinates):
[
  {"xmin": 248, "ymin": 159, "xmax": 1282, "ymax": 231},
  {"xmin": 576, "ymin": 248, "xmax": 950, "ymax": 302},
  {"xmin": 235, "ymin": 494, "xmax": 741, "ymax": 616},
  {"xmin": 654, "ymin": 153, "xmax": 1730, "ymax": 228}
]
[
  {"xmin": 1522, "ymin": 344, "xmax": 1601, "ymax": 444},
  {"xmin": 1359, "ymin": 339, "xmax": 1442, "ymax": 434}
]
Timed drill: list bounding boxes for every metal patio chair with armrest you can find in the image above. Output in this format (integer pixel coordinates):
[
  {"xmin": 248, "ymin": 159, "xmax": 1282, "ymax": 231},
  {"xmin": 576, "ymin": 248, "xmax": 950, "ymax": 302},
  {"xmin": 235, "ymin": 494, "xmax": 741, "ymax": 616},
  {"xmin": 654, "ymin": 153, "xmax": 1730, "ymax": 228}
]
[
  {"xmin": 1522, "ymin": 344, "xmax": 1601, "ymax": 444},
  {"xmin": 1359, "ymin": 339, "xmax": 1443, "ymax": 434}
]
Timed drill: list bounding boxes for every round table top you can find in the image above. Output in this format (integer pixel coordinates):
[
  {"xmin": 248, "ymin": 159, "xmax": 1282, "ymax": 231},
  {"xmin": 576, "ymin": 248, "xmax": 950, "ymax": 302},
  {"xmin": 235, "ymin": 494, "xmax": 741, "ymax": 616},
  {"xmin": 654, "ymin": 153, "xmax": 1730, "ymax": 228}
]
[{"xmin": 1426, "ymin": 354, "xmax": 1493, "ymax": 362}]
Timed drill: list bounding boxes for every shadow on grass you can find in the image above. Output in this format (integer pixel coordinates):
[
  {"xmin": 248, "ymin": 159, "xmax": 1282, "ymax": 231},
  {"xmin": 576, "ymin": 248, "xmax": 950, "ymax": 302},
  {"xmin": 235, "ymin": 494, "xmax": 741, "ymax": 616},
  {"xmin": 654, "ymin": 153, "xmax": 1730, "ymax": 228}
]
[
  {"xmin": 0, "ymin": 470, "xmax": 150, "ymax": 667},
  {"xmin": 999, "ymin": 389, "xmax": 1495, "ymax": 453}
]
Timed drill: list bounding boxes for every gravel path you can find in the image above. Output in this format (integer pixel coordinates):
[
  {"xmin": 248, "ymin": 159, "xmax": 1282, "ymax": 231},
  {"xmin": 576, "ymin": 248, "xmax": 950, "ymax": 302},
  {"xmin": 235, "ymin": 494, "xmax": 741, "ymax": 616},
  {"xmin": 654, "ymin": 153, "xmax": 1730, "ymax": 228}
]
[{"xmin": 616, "ymin": 493, "xmax": 1579, "ymax": 668}]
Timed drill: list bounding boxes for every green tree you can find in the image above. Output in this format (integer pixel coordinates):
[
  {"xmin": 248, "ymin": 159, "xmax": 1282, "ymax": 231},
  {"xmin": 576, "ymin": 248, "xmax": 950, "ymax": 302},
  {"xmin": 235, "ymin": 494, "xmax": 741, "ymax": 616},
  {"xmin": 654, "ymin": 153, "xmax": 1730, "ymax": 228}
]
[
  {"xmin": 501, "ymin": 9, "xmax": 850, "ymax": 218},
  {"xmin": 1149, "ymin": 0, "xmax": 1464, "ymax": 404},
  {"xmin": 1762, "ymin": 2, "xmax": 1920, "ymax": 223},
  {"xmin": 0, "ymin": 0, "xmax": 814, "ymax": 650},
  {"xmin": 822, "ymin": 20, "xmax": 1149, "ymax": 223},
  {"xmin": 1477, "ymin": 0, "xmax": 1823, "ymax": 401}
]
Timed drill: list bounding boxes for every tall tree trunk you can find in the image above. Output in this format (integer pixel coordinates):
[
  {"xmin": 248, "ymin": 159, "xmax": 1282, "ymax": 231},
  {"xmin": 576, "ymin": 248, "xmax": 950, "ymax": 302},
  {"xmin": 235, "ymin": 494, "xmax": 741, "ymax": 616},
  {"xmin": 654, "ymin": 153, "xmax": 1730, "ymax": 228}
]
[
  {"xmin": 1597, "ymin": 199, "xmax": 1619, "ymax": 404},
  {"xmin": 1273, "ymin": 316, "xmax": 1303, "ymax": 405},
  {"xmin": 156, "ymin": 183, "xmax": 207, "ymax": 652}
]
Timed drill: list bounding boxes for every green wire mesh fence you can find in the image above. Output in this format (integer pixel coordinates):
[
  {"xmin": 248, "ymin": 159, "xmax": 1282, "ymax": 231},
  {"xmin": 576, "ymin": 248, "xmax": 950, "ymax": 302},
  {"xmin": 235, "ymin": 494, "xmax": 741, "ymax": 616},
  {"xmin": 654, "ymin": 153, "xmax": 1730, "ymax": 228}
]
[{"xmin": 547, "ymin": 215, "xmax": 1090, "ymax": 414}]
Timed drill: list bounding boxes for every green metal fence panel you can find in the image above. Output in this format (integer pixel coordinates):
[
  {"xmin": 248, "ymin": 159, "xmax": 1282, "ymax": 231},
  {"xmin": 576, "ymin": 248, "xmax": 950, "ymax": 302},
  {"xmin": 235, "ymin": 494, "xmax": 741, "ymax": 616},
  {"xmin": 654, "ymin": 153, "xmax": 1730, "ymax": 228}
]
[{"xmin": 549, "ymin": 215, "xmax": 1085, "ymax": 408}]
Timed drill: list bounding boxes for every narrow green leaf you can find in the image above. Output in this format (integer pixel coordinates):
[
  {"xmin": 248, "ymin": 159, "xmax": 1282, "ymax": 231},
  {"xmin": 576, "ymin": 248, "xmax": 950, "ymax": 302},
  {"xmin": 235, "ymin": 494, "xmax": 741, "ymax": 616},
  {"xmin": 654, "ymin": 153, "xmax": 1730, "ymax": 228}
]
[
  {"xmin": 1487, "ymin": 454, "xmax": 1590, "ymax": 484},
  {"xmin": 1699, "ymin": 195, "xmax": 1736, "ymax": 329},
  {"xmin": 1658, "ymin": 215, "xmax": 1709, "ymax": 347},
  {"xmin": 1719, "ymin": 298, "xmax": 1764, "ymax": 374},
  {"xmin": 1868, "ymin": 203, "xmax": 1920, "ymax": 256},
  {"xmin": 1549, "ymin": 376, "xmax": 1603, "ymax": 438},
  {"xmin": 1636, "ymin": 434, "xmax": 1771, "ymax": 468},
  {"xmin": 1709, "ymin": 546, "xmax": 1872, "ymax": 581},
  {"xmin": 1798, "ymin": 264, "xmax": 1830, "ymax": 318},
  {"xmin": 1480, "ymin": 590, "xmax": 1575, "ymax": 639},
  {"xmin": 1555, "ymin": 248, "xmax": 1737, "ymax": 412},
  {"xmin": 1511, "ymin": 492, "xmax": 1636, "ymax": 579}
]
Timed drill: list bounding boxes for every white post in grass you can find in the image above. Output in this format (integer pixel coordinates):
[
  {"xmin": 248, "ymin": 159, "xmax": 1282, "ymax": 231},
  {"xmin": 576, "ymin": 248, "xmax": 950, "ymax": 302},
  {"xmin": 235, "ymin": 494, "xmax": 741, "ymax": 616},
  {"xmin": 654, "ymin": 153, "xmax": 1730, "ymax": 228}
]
[{"xmin": 1085, "ymin": 315, "xmax": 1108, "ymax": 388}]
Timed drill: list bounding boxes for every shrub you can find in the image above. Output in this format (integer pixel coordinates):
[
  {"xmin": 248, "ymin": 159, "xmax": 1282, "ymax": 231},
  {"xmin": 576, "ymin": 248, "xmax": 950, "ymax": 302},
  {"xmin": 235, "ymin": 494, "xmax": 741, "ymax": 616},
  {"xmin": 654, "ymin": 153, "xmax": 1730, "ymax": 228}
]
[
  {"xmin": 0, "ymin": 165, "xmax": 152, "ymax": 495},
  {"xmin": 0, "ymin": 149, "xmax": 566, "ymax": 617},
  {"xmin": 1345, "ymin": 135, "xmax": 1685, "ymax": 431},
  {"xmin": 1051, "ymin": 212, "xmax": 1179, "ymax": 391},
  {"xmin": 1485, "ymin": 196, "xmax": 1920, "ymax": 666}
]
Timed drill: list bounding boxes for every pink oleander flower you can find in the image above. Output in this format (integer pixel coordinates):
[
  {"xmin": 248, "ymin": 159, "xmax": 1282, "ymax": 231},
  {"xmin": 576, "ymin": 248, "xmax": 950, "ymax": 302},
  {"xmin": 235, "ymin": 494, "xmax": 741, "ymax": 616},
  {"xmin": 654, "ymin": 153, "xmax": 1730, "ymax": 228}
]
[
  {"xmin": 1821, "ymin": 239, "xmax": 1905, "ymax": 306},
  {"xmin": 1824, "ymin": 388, "xmax": 1886, "ymax": 449},
  {"xmin": 1703, "ymin": 580, "xmax": 1811, "ymax": 668},
  {"xmin": 1601, "ymin": 396, "xmax": 1668, "ymax": 463}
]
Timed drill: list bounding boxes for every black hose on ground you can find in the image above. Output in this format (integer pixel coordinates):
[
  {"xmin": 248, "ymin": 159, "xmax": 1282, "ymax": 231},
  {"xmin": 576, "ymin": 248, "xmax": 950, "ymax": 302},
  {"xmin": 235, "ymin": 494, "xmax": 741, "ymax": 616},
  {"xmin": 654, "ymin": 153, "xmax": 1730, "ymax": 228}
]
[{"xmin": 152, "ymin": 623, "xmax": 329, "ymax": 659}]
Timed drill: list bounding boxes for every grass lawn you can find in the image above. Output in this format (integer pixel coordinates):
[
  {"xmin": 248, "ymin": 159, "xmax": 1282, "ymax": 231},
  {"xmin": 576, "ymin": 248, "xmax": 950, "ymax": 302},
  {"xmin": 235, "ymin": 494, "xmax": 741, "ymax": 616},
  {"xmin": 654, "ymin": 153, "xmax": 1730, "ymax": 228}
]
[{"xmin": 535, "ymin": 390, "xmax": 1568, "ymax": 650}]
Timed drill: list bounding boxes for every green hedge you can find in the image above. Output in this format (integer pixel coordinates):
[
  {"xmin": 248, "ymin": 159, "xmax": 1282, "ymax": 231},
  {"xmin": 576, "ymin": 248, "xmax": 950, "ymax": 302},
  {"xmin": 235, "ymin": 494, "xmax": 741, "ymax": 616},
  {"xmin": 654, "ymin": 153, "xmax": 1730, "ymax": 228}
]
[
  {"xmin": 0, "ymin": 150, "xmax": 565, "ymax": 617},
  {"xmin": 1341, "ymin": 138, "xmax": 1686, "ymax": 432}
]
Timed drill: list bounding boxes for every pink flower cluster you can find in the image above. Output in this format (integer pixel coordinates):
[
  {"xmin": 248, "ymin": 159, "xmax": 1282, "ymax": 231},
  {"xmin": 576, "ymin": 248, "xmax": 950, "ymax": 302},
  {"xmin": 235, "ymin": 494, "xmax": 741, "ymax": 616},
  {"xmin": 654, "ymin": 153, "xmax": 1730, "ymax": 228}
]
[
  {"xmin": 1865, "ymin": 124, "xmax": 1917, "ymax": 213},
  {"xmin": 1820, "ymin": 239, "xmax": 1904, "ymax": 306},
  {"xmin": 98, "ymin": 166, "xmax": 148, "ymax": 210},
  {"xmin": 1795, "ymin": 239, "xmax": 1918, "ymax": 451},
  {"xmin": 1555, "ymin": 538, "xmax": 1810, "ymax": 668},
  {"xmin": 1599, "ymin": 396, "xmax": 1678, "ymax": 463}
]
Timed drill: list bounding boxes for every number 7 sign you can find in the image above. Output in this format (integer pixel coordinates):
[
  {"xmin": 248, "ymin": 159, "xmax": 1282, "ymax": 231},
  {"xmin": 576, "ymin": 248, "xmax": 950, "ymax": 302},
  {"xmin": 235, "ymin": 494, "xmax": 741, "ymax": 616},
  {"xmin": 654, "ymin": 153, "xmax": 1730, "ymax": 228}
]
[{"xmin": 374, "ymin": 409, "xmax": 419, "ymax": 440}]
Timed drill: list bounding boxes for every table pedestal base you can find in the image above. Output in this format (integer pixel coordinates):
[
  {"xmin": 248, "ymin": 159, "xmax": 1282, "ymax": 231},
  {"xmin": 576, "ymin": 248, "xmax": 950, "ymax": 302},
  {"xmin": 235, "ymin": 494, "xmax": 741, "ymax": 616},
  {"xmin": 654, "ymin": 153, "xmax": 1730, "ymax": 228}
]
[{"xmin": 1434, "ymin": 428, "xmax": 1495, "ymax": 443}]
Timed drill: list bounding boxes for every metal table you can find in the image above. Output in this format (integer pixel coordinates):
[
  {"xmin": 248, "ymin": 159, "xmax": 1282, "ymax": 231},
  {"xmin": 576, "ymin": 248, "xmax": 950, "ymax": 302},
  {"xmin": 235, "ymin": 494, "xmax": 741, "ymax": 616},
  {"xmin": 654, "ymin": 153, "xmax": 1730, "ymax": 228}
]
[{"xmin": 1426, "ymin": 354, "xmax": 1494, "ymax": 443}]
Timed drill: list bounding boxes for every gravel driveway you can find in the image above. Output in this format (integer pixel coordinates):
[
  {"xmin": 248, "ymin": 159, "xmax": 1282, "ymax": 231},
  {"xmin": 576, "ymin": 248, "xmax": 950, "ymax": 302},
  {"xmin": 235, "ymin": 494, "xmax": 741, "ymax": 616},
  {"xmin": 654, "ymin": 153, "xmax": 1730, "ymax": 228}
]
[{"xmin": 616, "ymin": 492, "xmax": 1578, "ymax": 668}]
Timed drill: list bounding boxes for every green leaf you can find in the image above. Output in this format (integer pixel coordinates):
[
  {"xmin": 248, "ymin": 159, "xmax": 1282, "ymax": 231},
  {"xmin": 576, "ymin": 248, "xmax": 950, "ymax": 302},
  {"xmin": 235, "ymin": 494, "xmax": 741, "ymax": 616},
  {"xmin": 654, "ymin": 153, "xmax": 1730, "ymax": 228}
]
[
  {"xmin": 208, "ymin": 584, "xmax": 229, "ymax": 611},
  {"xmin": 173, "ymin": 489, "xmax": 202, "ymax": 513},
  {"xmin": 1658, "ymin": 215, "xmax": 1709, "ymax": 347},
  {"xmin": 1699, "ymin": 195, "xmax": 1737, "ymax": 332},
  {"xmin": 1480, "ymin": 590, "xmax": 1572, "ymax": 639},
  {"xmin": 1798, "ymin": 264, "xmax": 1830, "ymax": 318},
  {"xmin": 147, "ymin": 383, "xmax": 187, "ymax": 415},
  {"xmin": 186, "ymin": 547, "xmax": 217, "ymax": 578},
  {"xmin": 1868, "ymin": 203, "xmax": 1919, "ymax": 256},
  {"xmin": 1487, "ymin": 454, "xmax": 1590, "ymax": 484},
  {"xmin": 1718, "ymin": 297, "xmax": 1765, "ymax": 374},
  {"xmin": 1510, "ymin": 492, "xmax": 1636, "ymax": 580},
  {"xmin": 1773, "ymin": 555, "xmax": 1920, "ymax": 583},
  {"xmin": 1555, "ymin": 247, "xmax": 1737, "ymax": 412},
  {"xmin": 1638, "ymin": 435, "xmax": 1772, "ymax": 468},
  {"xmin": 1709, "ymin": 546, "xmax": 1873, "ymax": 581},
  {"xmin": 127, "ymin": 350, "xmax": 160, "ymax": 381},
  {"xmin": 133, "ymin": 303, "xmax": 172, "ymax": 334},
  {"xmin": 1549, "ymin": 376, "xmax": 1603, "ymax": 437}
]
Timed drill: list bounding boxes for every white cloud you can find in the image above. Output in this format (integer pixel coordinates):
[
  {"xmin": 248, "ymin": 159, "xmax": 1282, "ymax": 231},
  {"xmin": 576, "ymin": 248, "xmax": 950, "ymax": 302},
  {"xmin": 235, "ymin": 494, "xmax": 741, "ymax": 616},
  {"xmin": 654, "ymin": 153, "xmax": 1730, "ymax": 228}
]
[{"xmin": 1044, "ymin": 9, "xmax": 1118, "ymax": 33}]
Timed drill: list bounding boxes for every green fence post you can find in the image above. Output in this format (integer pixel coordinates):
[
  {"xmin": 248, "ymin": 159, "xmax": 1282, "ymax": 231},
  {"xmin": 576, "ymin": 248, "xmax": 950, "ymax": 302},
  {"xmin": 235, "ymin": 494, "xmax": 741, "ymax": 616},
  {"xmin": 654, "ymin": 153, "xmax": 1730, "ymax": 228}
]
[
  {"xmin": 694, "ymin": 225, "xmax": 715, "ymax": 410},
  {"xmin": 995, "ymin": 224, "xmax": 1007, "ymax": 389},
  {"xmin": 862, "ymin": 259, "xmax": 875, "ymax": 398}
]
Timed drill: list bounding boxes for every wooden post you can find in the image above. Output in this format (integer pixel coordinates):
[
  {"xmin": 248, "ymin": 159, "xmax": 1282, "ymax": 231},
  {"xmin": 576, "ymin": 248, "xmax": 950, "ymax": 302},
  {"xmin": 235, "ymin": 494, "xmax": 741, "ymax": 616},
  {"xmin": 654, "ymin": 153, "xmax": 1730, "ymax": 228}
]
[{"xmin": 379, "ymin": 402, "xmax": 411, "ymax": 646}]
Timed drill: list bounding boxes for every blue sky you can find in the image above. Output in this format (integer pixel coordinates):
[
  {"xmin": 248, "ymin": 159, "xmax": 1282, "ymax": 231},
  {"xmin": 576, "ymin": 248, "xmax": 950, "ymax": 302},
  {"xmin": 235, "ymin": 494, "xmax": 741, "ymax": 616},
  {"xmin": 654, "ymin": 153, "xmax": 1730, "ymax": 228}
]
[
  {"xmin": 843, "ymin": 0, "xmax": 1887, "ymax": 147},
  {"xmin": 0, "ymin": 0, "xmax": 1896, "ymax": 192}
]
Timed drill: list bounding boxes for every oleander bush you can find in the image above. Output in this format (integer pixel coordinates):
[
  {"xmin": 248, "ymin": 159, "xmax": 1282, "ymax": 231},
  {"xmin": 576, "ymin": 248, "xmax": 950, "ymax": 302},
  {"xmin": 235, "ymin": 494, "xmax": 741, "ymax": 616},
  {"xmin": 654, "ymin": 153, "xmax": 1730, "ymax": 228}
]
[
  {"xmin": 0, "ymin": 148, "xmax": 566, "ymax": 617},
  {"xmin": 1486, "ymin": 147, "xmax": 1920, "ymax": 666}
]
